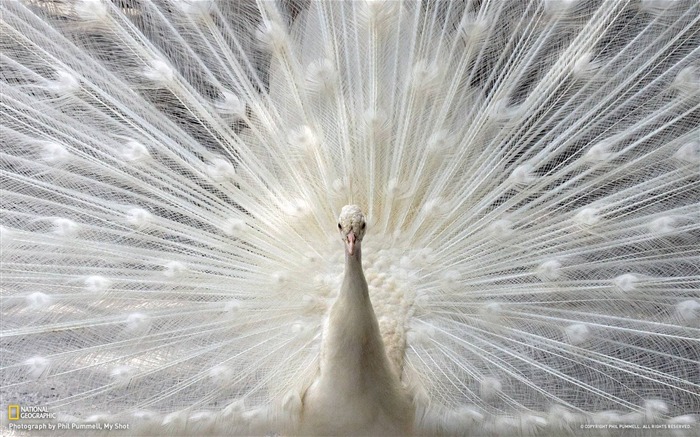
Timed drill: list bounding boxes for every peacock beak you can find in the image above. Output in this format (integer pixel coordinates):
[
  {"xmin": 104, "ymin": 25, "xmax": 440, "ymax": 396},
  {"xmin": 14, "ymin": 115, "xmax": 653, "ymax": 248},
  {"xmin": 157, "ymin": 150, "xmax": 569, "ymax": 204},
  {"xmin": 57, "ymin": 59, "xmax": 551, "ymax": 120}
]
[{"xmin": 346, "ymin": 231, "xmax": 356, "ymax": 255}]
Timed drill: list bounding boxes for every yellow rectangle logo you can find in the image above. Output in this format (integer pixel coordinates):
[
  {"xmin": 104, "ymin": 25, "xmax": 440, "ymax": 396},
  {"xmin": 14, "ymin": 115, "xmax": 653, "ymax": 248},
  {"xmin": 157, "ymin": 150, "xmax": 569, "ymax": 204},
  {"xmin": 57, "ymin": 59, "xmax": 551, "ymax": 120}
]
[{"xmin": 8, "ymin": 405, "xmax": 20, "ymax": 420}]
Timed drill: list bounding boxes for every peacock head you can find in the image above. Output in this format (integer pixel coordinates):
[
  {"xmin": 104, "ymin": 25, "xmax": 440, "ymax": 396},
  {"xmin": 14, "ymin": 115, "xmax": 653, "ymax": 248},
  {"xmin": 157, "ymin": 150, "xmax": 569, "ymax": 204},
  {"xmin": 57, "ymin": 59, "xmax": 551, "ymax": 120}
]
[{"xmin": 338, "ymin": 205, "xmax": 367, "ymax": 256}]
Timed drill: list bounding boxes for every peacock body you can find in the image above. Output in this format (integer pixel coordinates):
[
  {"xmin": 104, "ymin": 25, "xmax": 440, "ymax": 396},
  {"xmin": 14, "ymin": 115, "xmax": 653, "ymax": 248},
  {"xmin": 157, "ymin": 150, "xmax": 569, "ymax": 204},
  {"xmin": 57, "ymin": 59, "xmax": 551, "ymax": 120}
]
[{"xmin": 1, "ymin": 0, "xmax": 699, "ymax": 436}]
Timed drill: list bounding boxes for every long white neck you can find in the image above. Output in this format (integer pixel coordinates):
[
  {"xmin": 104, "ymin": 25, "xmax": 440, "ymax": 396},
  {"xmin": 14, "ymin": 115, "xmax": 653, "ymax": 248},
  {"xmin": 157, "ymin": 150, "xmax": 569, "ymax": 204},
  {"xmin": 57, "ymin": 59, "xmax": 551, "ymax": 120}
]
[
  {"xmin": 342, "ymin": 245, "xmax": 368, "ymax": 303},
  {"xmin": 301, "ymin": 242, "xmax": 414, "ymax": 434},
  {"xmin": 320, "ymin": 244, "xmax": 385, "ymax": 379}
]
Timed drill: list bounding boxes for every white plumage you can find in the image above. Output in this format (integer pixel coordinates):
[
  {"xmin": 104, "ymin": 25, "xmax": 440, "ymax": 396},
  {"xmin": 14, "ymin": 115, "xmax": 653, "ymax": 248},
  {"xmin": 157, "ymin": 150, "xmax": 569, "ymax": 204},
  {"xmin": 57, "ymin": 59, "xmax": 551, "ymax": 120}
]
[
  {"xmin": 301, "ymin": 205, "xmax": 413, "ymax": 435},
  {"xmin": 1, "ymin": 0, "xmax": 699, "ymax": 436}
]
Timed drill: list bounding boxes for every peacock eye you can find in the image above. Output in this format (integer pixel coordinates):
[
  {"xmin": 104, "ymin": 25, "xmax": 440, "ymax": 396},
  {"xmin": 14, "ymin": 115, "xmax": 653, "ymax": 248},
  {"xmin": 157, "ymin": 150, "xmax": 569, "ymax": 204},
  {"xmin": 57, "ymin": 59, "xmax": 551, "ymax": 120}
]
[
  {"xmin": 361, "ymin": 222, "xmax": 366, "ymax": 230},
  {"xmin": 338, "ymin": 223, "xmax": 342, "ymax": 230}
]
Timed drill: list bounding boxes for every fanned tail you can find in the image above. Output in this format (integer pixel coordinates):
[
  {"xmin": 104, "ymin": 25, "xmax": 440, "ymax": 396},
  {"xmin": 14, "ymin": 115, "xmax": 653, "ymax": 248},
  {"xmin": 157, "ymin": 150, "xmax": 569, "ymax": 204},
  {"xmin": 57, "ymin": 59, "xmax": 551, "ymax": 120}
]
[{"xmin": 1, "ymin": 1, "xmax": 699, "ymax": 435}]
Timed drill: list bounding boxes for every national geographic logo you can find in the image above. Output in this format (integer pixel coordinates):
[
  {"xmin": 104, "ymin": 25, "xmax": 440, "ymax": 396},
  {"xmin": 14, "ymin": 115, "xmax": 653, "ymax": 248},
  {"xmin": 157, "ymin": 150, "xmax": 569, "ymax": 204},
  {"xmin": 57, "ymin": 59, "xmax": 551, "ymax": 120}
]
[
  {"xmin": 6, "ymin": 405, "xmax": 131, "ymax": 432},
  {"xmin": 7, "ymin": 404, "xmax": 56, "ymax": 420},
  {"xmin": 8, "ymin": 405, "xmax": 19, "ymax": 421}
]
